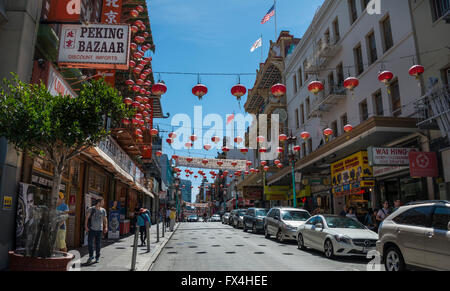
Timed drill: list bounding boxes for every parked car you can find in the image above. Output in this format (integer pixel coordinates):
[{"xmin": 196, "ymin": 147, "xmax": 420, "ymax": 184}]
[
  {"xmin": 228, "ymin": 210, "xmax": 238, "ymax": 226},
  {"xmin": 297, "ymin": 215, "xmax": 378, "ymax": 259},
  {"xmin": 377, "ymin": 200, "xmax": 450, "ymax": 271},
  {"xmin": 198, "ymin": 216, "xmax": 204, "ymax": 222},
  {"xmin": 243, "ymin": 208, "xmax": 269, "ymax": 233},
  {"xmin": 187, "ymin": 215, "xmax": 198, "ymax": 222},
  {"xmin": 233, "ymin": 209, "xmax": 247, "ymax": 229},
  {"xmin": 222, "ymin": 212, "xmax": 231, "ymax": 224},
  {"xmin": 264, "ymin": 207, "xmax": 311, "ymax": 242},
  {"xmin": 210, "ymin": 214, "xmax": 221, "ymax": 222}
]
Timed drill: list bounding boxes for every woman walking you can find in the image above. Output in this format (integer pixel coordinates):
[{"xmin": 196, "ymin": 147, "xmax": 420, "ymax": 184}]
[{"xmin": 137, "ymin": 208, "xmax": 151, "ymax": 246}]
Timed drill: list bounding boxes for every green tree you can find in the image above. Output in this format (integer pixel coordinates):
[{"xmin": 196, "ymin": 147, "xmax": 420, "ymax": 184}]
[{"xmin": 0, "ymin": 74, "xmax": 133, "ymax": 257}]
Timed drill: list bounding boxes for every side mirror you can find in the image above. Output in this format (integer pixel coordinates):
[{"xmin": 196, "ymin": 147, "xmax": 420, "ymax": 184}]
[{"xmin": 315, "ymin": 223, "xmax": 323, "ymax": 230}]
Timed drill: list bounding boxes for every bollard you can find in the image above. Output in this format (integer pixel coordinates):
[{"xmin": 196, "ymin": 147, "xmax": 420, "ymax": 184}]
[
  {"xmin": 131, "ymin": 222, "xmax": 139, "ymax": 271},
  {"xmin": 146, "ymin": 221, "xmax": 150, "ymax": 252},
  {"xmin": 162, "ymin": 217, "xmax": 165, "ymax": 237},
  {"xmin": 156, "ymin": 216, "xmax": 160, "ymax": 243}
]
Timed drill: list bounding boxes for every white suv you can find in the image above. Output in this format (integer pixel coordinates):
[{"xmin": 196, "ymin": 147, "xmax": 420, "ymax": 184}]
[{"xmin": 376, "ymin": 201, "xmax": 450, "ymax": 271}]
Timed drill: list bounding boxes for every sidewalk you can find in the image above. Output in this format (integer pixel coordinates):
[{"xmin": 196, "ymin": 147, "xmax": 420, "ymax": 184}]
[{"xmin": 77, "ymin": 222, "xmax": 179, "ymax": 271}]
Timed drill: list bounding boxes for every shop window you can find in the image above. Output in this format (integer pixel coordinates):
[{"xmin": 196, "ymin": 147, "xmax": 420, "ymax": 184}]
[
  {"xmin": 393, "ymin": 206, "xmax": 433, "ymax": 227},
  {"xmin": 88, "ymin": 168, "xmax": 106, "ymax": 194},
  {"xmin": 331, "ymin": 120, "xmax": 338, "ymax": 137},
  {"xmin": 354, "ymin": 44, "xmax": 364, "ymax": 76}
]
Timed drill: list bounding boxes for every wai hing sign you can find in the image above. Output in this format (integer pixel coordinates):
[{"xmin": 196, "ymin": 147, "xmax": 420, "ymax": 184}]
[
  {"xmin": 368, "ymin": 147, "xmax": 417, "ymax": 166},
  {"xmin": 58, "ymin": 23, "xmax": 130, "ymax": 70}
]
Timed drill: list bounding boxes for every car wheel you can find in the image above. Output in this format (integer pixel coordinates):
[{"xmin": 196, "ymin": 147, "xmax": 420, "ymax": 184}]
[
  {"xmin": 297, "ymin": 233, "xmax": 305, "ymax": 250},
  {"xmin": 264, "ymin": 227, "xmax": 270, "ymax": 239},
  {"xmin": 276, "ymin": 229, "xmax": 284, "ymax": 243},
  {"xmin": 252, "ymin": 223, "xmax": 257, "ymax": 234},
  {"xmin": 385, "ymin": 246, "xmax": 406, "ymax": 272},
  {"xmin": 324, "ymin": 239, "xmax": 335, "ymax": 259}
]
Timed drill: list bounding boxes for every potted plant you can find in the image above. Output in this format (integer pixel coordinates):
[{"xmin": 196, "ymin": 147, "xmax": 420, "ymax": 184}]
[{"xmin": 0, "ymin": 74, "xmax": 132, "ymax": 271}]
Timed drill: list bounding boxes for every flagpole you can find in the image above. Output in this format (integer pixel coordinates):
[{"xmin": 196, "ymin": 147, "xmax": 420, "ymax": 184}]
[{"xmin": 274, "ymin": 0, "xmax": 277, "ymax": 40}]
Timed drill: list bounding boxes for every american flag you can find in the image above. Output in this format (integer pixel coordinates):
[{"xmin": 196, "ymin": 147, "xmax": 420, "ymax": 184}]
[{"xmin": 261, "ymin": 4, "xmax": 275, "ymax": 24}]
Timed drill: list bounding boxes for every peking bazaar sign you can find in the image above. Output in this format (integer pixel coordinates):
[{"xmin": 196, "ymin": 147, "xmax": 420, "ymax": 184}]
[
  {"xmin": 58, "ymin": 23, "xmax": 130, "ymax": 70},
  {"xmin": 47, "ymin": 0, "xmax": 81, "ymax": 22}
]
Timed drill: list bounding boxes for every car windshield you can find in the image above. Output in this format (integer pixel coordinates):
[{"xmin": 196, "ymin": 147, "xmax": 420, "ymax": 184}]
[
  {"xmin": 324, "ymin": 216, "xmax": 366, "ymax": 229},
  {"xmin": 238, "ymin": 210, "xmax": 246, "ymax": 216},
  {"xmin": 255, "ymin": 209, "xmax": 268, "ymax": 216},
  {"xmin": 281, "ymin": 210, "xmax": 310, "ymax": 221}
]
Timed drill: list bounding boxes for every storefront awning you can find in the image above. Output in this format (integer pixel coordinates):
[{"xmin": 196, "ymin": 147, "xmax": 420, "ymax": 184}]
[
  {"xmin": 84, "ymin": 147, "xmax": 155, "ymax": 199},
  {"xmin": 267, "ymin": 116, "xmax": 419, "ymax": 186}
]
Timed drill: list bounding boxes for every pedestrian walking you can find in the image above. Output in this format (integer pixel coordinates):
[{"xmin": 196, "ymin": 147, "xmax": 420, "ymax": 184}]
[
  {"xmin": 56, "ymin": 192, "xmax": 69, "ymax": 253},
  {"xmin": 166, "ymin": 208, "xmax": 171, "ymax": 228},
  {"xmin": 85, "ymin": 198, "xmax": 108, "ymax": 264},
  {"xmin": 169, "ymin": 207, "xmax": 176, "ymax": 231},
  {"xmin": 376, "ymin": 201, "xmax": 391, "ymax": 224},
  {"xmin": 137, "ymin": 208, "xmax": 151, "ymax": 246},
  {"xmin": 203, "ymin": 212, "xmax": 207, "ymax": 223}
]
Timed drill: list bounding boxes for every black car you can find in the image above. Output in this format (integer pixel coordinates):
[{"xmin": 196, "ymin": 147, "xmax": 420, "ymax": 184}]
[
  {"xmin": 243, "ymin": 208, "xmax": 269, "ymax": 233},
  {"xmin": 187, "ymin": 215, "xmax": 199, "ymax": 222}
]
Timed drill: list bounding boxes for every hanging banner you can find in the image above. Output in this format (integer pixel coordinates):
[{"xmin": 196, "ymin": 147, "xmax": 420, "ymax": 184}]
[
  {"xmin": 101, "ymin": 0, "xmax": 123, "ymax": 24},
  {"xmin": 47, "ymin": 0, "xmax": 81, "ymax": 22},
  {"xmin": 409, "ymin": 152, "xmax": 439, "ymax": 177},
  {"xmin": 175, "ymin": 156, "xmax": 247, "ymax": 171},
  {"xmin": 243, "ymin": 186, "xmax": 263, "ymax": 200},
  {"xmin": 185, "ymin": 202, "xmax": 209, "ymax": 208},
  {"xmin": 58, "ymin": 23, "xmax": 131, "ymax": 70}
]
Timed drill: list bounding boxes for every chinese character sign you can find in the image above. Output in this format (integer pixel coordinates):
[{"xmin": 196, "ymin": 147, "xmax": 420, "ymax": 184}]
[{"xmin": 101, "ymin": 0, "xmax": 122, "ymax": 24}]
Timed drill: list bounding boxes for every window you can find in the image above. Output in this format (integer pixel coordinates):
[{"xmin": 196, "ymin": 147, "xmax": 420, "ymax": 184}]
[
  {"xmin": 349, "ymin": 0, "xmax": 358, "ymax": 24},
  {"xmin": 337, "ymin": 63, "xmax": 344, "ymax": 85},
  {"xmin": 366, "ymin": 30, "xmax": 378, "ymax": 64},
  {"xmin": 331, "ymin": 121, "xmax": 338, "ymax": 137},
  {"xmin": 390, "ymin": 79, "xmax": 401, "ymax": 117},
  {"xmin": 300, "ymin": 104, "xmax": 305, "ymax": 125},
  {"xmin": 359, "ymin": 99, "xmax": 369, "ymax": 122},
  {"xmin": 298, "ymin": 67, "xmax": 303, "ymax": 88},
  {"xmin": 354, "ymin": 44, "xmax": 364, "ymax": 75},
  {"xmin": 293, "ymin": 75, "xmax": 298, "ymax": 94},
  {"xmin": 381, "ymin": 16, "xmax": 394, "ymax": 52},
  {"xmin": 305, "ymin": 98, "xmax": 310, "ymax": 118},
  {"xmin": 295, "ymin": 109, "xmax": 300, "ymax": 128},
  {"xmin": 333, "ymin": 17, "xmax": 340, "ymax": 43},
  {"xmin": 393, "ymin": 206, "xmax": 433, "ymax": 227},
  {"xmin": 373, "ymin": 90, "xmax": 384, "ymax": 116},
  {"xmin": 303, "ymin": 59, "xmax": 309, "ymax": 81},
  {"xmin": 432, "ymin": 207, "xmax": 450, "ymax": 230},
  {"xmin": 341, "ymin": 113, "xmax": 348, "ymax": 128},
  {"xmin": 431, "ymin": 0, "xmax": 450, "ymax": 22}
]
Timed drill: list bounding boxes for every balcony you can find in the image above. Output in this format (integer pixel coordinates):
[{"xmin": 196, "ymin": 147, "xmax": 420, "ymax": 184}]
[
  {"xmin": 304, "ymin": 36, "xmax": 342, "ymax": 74},
  {"xmin": 261, "ymin": 96, "xmax": 286, "ymax": 115},
  {"xmin": 310, "ymin": 84, "xmax": 347, "ymax": 116}
]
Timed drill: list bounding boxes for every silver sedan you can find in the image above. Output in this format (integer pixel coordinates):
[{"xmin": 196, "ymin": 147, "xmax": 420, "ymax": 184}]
[{"xmin": 296, "ymin": 215, "xmax": 378, "ymax": 259}]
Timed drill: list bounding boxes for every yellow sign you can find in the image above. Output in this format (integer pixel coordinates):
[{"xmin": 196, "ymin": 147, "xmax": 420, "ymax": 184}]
[
  {"xmin": 3, "ymin": 195, "xmax": 12, "ymax": 210},
  {"xmin": 331, "ymin": 151, "xmax": 373, "ymax": 186},
  {"xmin": 264, "ymin": 186, "xmax": 290, "ymax": 201}
]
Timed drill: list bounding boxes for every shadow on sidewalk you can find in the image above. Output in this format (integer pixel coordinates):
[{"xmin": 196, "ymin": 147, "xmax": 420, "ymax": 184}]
[{"xmin": 75, "ymin": 233, "xmax": 135, "ymax": 258}]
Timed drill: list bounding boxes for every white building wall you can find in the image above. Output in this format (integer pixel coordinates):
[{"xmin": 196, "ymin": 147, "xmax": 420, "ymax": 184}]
[{"xmin": 285, "ymin": 0, "xmax": 421, "ymax": 156}]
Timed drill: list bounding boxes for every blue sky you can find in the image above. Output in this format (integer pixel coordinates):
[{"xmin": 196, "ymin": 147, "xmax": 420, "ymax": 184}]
[{"xmin": 147, "ymin": 0, "xmax": 324, "ymax": 199}]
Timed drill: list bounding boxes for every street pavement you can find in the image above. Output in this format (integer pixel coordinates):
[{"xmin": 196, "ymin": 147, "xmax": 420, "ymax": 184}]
[
  {"xmin": 150, "ymin": 222, "xmax": 380, "ymax": 271},
  {"xmin": 76, "ymin": 222, "xmax": 178, "ymax": 271}
]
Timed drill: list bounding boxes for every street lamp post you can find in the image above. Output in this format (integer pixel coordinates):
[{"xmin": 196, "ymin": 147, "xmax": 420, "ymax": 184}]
[
  {"xmin": 287, "ymin": 133, "xmax": 298, "ymax": 208},
  {"xmin": 234, "ymin": 177, "xmax": 238, "ymax": 210}
]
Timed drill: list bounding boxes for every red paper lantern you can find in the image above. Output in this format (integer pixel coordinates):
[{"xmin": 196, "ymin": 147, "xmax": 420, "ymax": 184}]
[
  {"xmin": 323, "ymin": 128, "xmax": 333, "ymax": 137},
  {"xmin": 259, "ymin": 147, "xmax": 267, "ymax": 153},
  {"xmin": 279, "ymin": 134, "xmax": 288, "ymax": 142},
  {"xmin": 344, "ymin": 124, "xmax": 353, "ymax": 133},
  {"xmin": 257, "ymin": 136, "xmax": 265, "ymax": 143},
  {"xmin": 217, "ymin": 161, "xmax": 224, "ymax": 166},
  {"xmin": 187, "ymin": 157, "xmax": 193, "ymax": 162},
  {"xmin": 271, "ymin": 83, "xmax": 287, "ymax": 98},
  {"xmin": 274, "ymin": 159, "xmax": 281, "ymax": 165},
  {"xmin": 172, "ymin": 155, "xmax": 179, "ymax": 160},
  {"xmin": 234, "ymin": 136, "xmax": 243, "ymax": 144},
  {"xmin": 261, "ymin": 161, "xmax": 268, "ymax": 166},
  {"xmin": 203, "ymin": 144, "xmax": 212, "ymax": 151},
  {"xmin": 134, "ymin": 96, "xmax": 143, "ymax": 103},
  {"xmin": 131, "ymin": 101, "xmax": 140, "ymax": 109},
  {"xmin": 134, "ymin": 113, "xmax": 142, "ymax": 120},
  {"xmin": 240, "ymin": 148, "xmax": 248, "ymax": 154},
  {"xmin": 246, "ymin": 161, "xmax": 252, "ymax": 166},
  {"xmin": 122, "ymin": 118, "xmax": 130, "ymax": 126},
  {"xmin": 151, "ymin": 83, "xmax": 167, "ymax": 96},
  {"xmin": 343, "ymin": 77, "xmax": 359, "ymax": 91},
  {"xmin": 245, "ymin": 171, "xmax": 249, "ymax": 175},
  {"xmin": 156, "ymin": 151, "xmax": 163, "ymax": 157},
  {"xmin": 132, "ymin": 85, "xmax": 141, "ymax": 92},
  {"xmin": 130, "ymin": 9, "xmax": 139, "ymax": 18},
  {"xmin": 277, "ymin": 163, "xmax": 284, "ymax": 169},
  {"xmin": 131, "ymin": 26, "xmax": 138, "ymax": 34},
  {"xmin": 231, "ymin": 84, "xmax": 247, "ymax": 101},
  {"xmin": 123, "ymin": 98, "xmax": 133, "ymax": 105},
  {"xmin": 231, "ymin": 162, "xmax": 238, "ymax": 167},
  {"xmin": 150, "ymin": 128, "xmax": 159, "ymax": 136},
  {"xmin": 192, "ymin": 84, "xmax": 208, "ymax": 100},
  {"xmin": 190, "ymin": 134, "xmax": 198, "ymax": 142},
  {"xmin": 264, "ymin": 166, "xmax": 270, "ymax": 172},
  {"xmin": 129, "ymin": 60, "xmax": 136, "ymax": 68},
  {"xmin": 211, "ymin": 136, "xmax": 221, "ymax": 144},
  {"xmin": 222, "ymin": 146, "xmax": 230, "ymax": 152},
  {"xmin": 293, "ymin": 145, "xmax": 301, "ymax": 152},
  {"xmin": 125, "ymin": 79, "xmax": 135, "ymax": 86},
  {"xmin": 185, "ymin": 142, "xmax": 193, "ymax": 149},
  {"xmin": 276, "ymin": 147, "xmax": 283, "ymax": 153},
  {"xmin": 378, "ymin": 71, "xmax": 394, "ymax": 84},
  {"xmin": 409, "ymin": 65, "xmax": 424, "ymax": 79},
  {"xmin": 308, "ymin": 81, "xmax": 324, "ymax": 95},
  {"xmin": 202, "ymin": 159, "xmax": 209, "ymax": 165},
  {"xmin": 301, "ymin": 131, "xmax": 311, "ymax": 140},
  {"xmin": 169, "ymin": 132, "xmax": 177, "ymax": 139}
]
